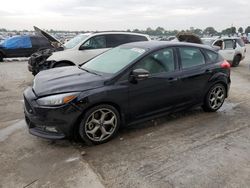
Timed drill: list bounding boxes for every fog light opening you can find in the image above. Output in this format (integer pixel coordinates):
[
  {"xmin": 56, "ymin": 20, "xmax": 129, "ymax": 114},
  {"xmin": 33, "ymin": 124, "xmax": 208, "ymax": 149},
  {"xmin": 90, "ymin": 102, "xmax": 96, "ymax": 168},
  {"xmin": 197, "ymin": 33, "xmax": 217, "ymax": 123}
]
[{"xmin": 45, "ymin": 126, "xmax": 58, "ymax": 133}]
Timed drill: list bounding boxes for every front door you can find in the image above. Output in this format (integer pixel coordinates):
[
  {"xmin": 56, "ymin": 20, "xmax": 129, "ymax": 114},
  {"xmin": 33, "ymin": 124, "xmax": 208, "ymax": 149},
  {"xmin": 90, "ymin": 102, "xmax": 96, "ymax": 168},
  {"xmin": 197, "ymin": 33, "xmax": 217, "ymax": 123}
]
[{"xmin": 128, "ymin": 47, "xmax": 182, "ymax": 120}]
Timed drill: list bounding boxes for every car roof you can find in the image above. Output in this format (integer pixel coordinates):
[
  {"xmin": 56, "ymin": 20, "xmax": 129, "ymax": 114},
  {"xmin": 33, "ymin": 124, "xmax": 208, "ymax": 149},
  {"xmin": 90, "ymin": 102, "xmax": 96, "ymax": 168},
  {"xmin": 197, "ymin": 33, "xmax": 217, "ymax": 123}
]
[
  {"xmin": 202, "ymin": 36, "xmax": 242, "ymax": 40},
  {"xmin": 89, "ymin": 31, "xmax": 149, "ymax": 37},
  {"xmin": 121, "ymin": 41, "xmax": 215, "ymax": 51}
]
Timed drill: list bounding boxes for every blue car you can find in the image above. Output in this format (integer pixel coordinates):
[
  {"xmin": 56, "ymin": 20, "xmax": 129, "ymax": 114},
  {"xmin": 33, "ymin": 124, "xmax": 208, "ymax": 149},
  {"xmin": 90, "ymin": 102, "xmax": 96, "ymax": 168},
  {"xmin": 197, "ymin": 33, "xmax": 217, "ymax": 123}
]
[{"xmin": 0, "ymin": 35, "xmax": 53, "ymax": 62}]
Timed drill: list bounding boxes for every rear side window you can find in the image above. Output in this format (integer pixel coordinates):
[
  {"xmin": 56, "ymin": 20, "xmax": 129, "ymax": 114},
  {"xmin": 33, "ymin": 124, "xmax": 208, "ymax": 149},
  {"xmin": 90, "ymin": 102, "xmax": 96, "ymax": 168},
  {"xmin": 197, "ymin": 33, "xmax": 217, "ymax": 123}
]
[
  {"xmin": 106, "ymin": 34, "xmax": 127, "ymax": 47},
  {"xmin": 204, "ymin": 49, "xmax": 219, "ymax": 62},
  {"xmin": 127, "ymin": 35, "xmax": 148, "ymax": 42},
  {"xmin": 106, "ymin": 34, "xmax": 148, "ymax": 48},
  {"xmin": 179, "ymin": 47, "xmax": 205, "ymax": 69}
]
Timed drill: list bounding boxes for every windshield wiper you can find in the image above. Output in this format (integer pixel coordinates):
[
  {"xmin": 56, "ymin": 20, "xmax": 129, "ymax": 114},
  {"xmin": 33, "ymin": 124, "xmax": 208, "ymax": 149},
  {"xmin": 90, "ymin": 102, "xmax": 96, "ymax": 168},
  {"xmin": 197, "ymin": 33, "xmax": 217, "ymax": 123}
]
[{"xmin": 78, "ymin": 66, "xmax": 100, "ymax": 76}]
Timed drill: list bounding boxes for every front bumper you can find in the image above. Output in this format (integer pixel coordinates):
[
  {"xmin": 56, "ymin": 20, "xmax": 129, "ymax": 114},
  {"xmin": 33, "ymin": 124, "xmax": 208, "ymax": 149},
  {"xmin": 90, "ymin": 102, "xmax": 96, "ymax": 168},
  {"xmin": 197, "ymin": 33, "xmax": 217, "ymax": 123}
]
[{"xmin": 24, "ymin": 87, "xmax": 82, "ymax": 139}]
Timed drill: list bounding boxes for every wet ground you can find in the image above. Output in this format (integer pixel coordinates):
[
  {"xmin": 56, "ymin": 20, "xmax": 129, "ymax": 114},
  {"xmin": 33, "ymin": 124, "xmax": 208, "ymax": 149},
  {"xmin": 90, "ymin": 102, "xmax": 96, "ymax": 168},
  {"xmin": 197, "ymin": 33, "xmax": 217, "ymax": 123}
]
[{"xmin": 0, "ymin": 46, "xmax": 250, "ymax": 188}]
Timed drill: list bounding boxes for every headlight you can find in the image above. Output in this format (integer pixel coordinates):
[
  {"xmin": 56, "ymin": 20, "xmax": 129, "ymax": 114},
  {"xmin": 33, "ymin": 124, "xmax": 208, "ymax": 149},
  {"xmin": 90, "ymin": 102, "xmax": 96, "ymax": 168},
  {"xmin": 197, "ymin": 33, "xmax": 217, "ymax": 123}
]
[{"xmin": 37, "ymin": 92, "xmax": 79, "ymax": 106}]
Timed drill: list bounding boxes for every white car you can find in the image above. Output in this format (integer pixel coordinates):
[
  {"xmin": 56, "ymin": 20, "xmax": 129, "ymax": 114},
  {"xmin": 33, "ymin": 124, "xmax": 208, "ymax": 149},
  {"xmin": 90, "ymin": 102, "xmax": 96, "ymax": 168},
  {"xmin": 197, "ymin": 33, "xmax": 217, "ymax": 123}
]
[
  {"xmin": 47, "ymin": 32, "xmax": 151, "ymax": 66},
  {"xmin": 202, "ymin": 37, "xmax": 246, "ymax": 67},
  {"xmin": 28, "ymin": 31, "xmax": 151, "ymax": 75}
]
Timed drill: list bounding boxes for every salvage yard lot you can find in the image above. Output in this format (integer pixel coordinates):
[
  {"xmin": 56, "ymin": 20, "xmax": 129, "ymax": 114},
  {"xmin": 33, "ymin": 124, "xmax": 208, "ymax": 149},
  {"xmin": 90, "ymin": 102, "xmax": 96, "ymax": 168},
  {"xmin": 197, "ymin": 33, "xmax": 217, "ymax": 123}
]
[{"xmin": 0, "ymin": 45, "xmax": 250, "ymax": 188}]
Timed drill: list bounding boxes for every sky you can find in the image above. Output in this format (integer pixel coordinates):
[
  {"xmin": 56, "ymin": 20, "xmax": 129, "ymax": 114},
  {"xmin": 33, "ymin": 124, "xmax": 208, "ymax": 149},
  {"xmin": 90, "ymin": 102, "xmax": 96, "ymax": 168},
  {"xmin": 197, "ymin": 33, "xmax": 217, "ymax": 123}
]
[{"xmin": 0, "ymin": 0, "xmax": 250, "ymax": 31}]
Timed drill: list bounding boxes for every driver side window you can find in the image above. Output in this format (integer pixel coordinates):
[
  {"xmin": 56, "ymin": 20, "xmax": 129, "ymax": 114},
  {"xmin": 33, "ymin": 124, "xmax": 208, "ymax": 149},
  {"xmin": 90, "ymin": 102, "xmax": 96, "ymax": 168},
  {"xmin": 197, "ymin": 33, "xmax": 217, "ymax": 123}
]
[
  {"xmin": 81, "ymin": 35, "xmax": 106, "ymax": 49},
  {"xmin": 134, "ymin": 48, "xmax": 175, "ymax": 75}
]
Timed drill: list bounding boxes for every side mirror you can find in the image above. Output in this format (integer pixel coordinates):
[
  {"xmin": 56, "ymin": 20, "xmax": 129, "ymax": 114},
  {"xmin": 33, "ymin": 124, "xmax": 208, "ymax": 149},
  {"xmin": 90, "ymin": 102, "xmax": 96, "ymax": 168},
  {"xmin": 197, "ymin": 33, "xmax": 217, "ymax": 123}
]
[
  {"xmin": 130, "ymin": 68, "xmax": 149, "ymax": 83},
  {"xmin": 79, "ymin": 45, "xmax": 93, "ymax": 50}
]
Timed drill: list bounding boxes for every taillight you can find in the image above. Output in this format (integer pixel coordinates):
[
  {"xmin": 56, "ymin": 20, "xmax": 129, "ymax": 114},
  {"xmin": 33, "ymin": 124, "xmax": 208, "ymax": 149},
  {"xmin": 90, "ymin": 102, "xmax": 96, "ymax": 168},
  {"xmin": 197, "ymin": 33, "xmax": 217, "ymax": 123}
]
[{"xmin": 220, "ymin": 60, "xmax": 231, "ymax": 69}]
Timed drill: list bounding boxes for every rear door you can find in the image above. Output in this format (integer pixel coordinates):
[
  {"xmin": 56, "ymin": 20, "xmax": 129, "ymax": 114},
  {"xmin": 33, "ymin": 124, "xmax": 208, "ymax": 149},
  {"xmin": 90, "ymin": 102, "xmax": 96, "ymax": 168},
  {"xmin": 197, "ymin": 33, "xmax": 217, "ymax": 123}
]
[
  {"xmin": 177, "ymin": 46, "xmax": 212, "ymax": 104},
  {"xmin": 128, "ymin": 47, "xmax": 182, "ymax": 120},
  {"xmin": 219, "ymin": 39, "xmax": 235, "ymax": 61}
]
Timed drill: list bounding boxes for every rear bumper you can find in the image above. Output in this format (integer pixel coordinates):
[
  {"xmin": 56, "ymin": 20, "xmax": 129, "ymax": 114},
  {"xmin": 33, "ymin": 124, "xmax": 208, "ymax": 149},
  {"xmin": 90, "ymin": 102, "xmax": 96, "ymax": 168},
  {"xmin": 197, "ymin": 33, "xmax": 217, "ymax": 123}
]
[{"xmin": 24, "ymin": 87, "xmax": 82, "ymax": 140}]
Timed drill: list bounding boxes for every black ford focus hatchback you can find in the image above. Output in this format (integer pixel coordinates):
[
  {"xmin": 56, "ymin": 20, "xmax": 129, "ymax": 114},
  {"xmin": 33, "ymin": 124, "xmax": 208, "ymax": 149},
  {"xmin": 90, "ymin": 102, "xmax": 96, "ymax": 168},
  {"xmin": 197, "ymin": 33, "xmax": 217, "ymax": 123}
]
[{"xmin": 24, "ymin": 41, "xmax": 231, "ymax": 145}]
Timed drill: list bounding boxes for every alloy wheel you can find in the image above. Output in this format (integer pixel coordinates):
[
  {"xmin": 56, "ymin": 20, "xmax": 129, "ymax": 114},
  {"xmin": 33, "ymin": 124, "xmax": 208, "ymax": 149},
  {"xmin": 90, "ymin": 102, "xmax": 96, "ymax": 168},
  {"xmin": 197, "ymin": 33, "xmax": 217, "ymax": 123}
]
[
  {"xmin": 208, "ymin": 85, "xmax": 225, "ymax": 110},
  {"xmin": 85, "ymin": 108, "xmax": 117, "ymax": 142}
]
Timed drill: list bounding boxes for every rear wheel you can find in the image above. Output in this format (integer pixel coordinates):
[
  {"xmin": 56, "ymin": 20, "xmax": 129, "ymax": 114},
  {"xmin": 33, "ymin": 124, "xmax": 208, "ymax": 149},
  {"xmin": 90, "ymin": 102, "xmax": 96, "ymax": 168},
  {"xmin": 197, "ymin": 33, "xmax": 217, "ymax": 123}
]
[
  {"xmin": 202, "ymin": 83, "xmax": 226, "ymax": 112},
  {"xmin": 79, "ymin": 105, "xmax": 120, "ymax": 145},
  {"xmin": 232, "ymin": 55, "xmax": 241, "ymax": 67}
]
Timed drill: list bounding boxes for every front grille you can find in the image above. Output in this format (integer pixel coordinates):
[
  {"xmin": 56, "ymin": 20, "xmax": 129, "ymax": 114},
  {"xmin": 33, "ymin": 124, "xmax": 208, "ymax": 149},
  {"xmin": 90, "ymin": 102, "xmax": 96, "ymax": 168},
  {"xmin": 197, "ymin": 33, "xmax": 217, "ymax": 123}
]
[{"xmin": 24, "ymin": 97, "xmax": 33, "ymax": 114}]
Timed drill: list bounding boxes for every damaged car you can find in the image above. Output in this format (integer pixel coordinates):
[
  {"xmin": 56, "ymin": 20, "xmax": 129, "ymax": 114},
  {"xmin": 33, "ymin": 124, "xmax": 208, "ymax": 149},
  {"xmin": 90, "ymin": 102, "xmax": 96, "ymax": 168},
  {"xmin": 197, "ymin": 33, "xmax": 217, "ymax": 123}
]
[
  {"xmin": 0, "ymin": 34, "xmax": 54, "ymax": 62},
  {"xmin": 28, "ymin": 31, "xmax": 151, "ymax": 75},
  {"xmin": 24, "ymin": 41, "xmax": 231, "ymax": 145}
]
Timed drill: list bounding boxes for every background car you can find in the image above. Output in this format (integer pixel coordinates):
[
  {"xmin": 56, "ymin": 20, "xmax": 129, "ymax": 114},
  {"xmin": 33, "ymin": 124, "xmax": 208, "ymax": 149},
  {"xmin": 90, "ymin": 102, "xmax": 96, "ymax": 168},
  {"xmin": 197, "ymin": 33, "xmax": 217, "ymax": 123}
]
[
  {"xmin": 202, "ymin": 37, "xmax": 246, "ymax": 67},
  {"xmin": 28, "ymin": 32, "xmax": 151, "ymax": 75},
  {"xmin": 24, "ymin": 41, "xmax": 231, "ymax": 145},
  {"xmin": 0, "ymin": 35, "xmax": 54, "ymax": 62}
]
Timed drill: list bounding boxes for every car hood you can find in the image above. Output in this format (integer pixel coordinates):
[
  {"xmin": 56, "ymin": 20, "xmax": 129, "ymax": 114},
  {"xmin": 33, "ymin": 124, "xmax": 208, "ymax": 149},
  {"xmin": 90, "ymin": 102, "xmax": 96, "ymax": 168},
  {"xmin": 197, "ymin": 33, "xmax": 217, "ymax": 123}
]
[
  {"xmin": 34, "ymin": 26, "xmax": 63, "ymax": 47},
  {"xmin": 33, "ymin": 66, "xmax": 106, "ymax": 97}
]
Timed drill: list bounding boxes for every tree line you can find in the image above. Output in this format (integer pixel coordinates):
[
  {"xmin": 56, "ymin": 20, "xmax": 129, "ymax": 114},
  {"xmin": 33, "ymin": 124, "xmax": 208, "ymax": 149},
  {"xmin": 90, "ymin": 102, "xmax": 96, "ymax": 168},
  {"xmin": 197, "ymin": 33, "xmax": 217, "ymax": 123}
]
[
  {"xmin": 1, "ymin": 26, "xmax": 250, "ymax": 36},
  {"xmin": 127, "ymin": 26, "xmax": 250, "ymax": 36}
]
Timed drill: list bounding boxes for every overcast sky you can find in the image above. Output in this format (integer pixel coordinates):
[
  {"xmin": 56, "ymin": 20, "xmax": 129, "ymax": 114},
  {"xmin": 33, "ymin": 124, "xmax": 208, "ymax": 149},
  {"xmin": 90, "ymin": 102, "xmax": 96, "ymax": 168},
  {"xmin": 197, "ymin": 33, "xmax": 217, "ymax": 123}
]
[{"xmin": 0, "ymin": 0, "xmax": 250, "ymax": 31}]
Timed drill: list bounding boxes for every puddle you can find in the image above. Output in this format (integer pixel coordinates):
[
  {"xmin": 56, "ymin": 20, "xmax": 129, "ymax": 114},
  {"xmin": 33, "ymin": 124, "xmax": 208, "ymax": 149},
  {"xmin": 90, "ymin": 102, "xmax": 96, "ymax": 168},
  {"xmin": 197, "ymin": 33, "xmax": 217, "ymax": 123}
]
[{"xmin": 0, "ymin": 120, "xmax": 25, "ymax": 142}]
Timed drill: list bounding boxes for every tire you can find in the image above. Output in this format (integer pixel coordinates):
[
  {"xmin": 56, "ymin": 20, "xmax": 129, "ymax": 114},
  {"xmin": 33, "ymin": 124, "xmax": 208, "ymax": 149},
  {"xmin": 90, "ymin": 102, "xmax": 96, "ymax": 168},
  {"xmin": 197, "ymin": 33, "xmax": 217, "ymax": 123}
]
[
  {"xmin": 232, "ymin": 55, "xmax": 241, "ymax": 67},
  {"xmin": 32, "ymin": 71, "xmax": 38, "ymax": 76},
  {"xmin": 202, "ymin": 83, "xmax": 226, "ymax": 112},
  {"xmin": 53, "ymin": 62, "xmax": 72, "ymax": 68},
  {"xmin": 79, "ymin": 104, "xmax": 120, "ymax": 145},
  {"xmin": 0, "ymin": 53, "xmax": 3, "ymax": 62}
]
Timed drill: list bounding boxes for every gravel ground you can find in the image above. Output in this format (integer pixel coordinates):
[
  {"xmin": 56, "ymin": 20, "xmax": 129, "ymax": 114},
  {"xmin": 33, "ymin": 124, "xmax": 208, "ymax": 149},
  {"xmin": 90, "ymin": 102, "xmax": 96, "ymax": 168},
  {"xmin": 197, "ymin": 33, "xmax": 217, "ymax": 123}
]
[{"xmin": 0, "ymin": 46, "xmax": 250, "ymax": 188}]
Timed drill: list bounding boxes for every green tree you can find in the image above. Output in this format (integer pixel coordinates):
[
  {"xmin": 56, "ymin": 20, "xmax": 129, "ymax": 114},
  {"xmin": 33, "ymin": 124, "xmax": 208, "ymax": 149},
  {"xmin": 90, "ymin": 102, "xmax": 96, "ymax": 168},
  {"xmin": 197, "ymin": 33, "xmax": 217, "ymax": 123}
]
[
  {"xmin": 145, "ymin": 27, "xmax": 154, "ymax": 35},
  {"xmin": 221, "ymin": 28, "xmax": 232, "ymax": 36},
  {"xmin": 132, "ymin": 29, "xmax": 141, "ymax": 33},
  {"xmin": 155, "ymin": 27, "xmax": 165, "ymax": 36},
  {"xmin": 238, "ymin": 27, "xmax": 243, "ymax": 33},
  {"xmin": 193, "ymin": 28, "xmax": 203, "ymax": 36},
  {"xmin": 245, "ymin": 26, "xmax": 250, "ymax": 34},
  {"xmin": 203, "ymin": 27, "xmax": 218, "ymax": 36},
  {"xmin": 231, "ymin": 27, "xmax": 236, "ymax": 34}
]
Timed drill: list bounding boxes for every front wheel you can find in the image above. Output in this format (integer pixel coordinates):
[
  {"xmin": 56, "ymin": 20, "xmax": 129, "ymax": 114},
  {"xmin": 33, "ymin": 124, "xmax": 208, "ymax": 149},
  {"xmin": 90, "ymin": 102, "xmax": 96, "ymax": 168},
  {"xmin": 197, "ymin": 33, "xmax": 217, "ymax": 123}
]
[
  {"xmin": 202, "ymin": 83, "xmax": 226, "ymax": 112},
  {"xmin": 79, "ymin": 105, "xmax": 120, "ymax": 145}
]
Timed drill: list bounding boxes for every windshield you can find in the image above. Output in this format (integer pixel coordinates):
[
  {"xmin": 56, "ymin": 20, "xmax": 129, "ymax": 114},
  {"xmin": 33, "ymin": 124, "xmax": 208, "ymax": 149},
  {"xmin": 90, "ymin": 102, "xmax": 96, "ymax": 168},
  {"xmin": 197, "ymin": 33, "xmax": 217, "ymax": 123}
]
[
  {"xmin": 81, "ymin": 46, "xmax": 147, "ymax": 74},
  {"xmin": 202, "ymin": 39, "xmax": 215, "ymax": 46},
  {"xmin": 64, "ymin": 34, "xmax": 89, "ymax": 49}
]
